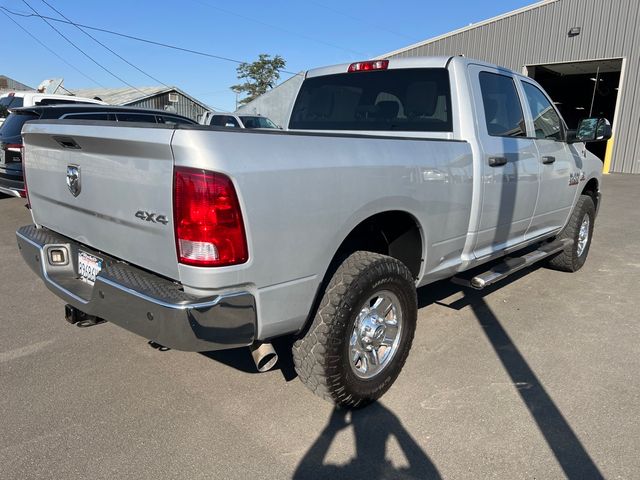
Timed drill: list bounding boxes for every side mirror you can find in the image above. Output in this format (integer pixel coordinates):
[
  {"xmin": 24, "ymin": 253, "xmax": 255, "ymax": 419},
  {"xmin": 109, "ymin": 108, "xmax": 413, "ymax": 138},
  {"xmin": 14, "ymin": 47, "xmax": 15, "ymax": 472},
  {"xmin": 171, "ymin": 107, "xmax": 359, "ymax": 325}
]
[{"xmin": 573, "ymin": 117, "xmax": 612, "ymax": 143}]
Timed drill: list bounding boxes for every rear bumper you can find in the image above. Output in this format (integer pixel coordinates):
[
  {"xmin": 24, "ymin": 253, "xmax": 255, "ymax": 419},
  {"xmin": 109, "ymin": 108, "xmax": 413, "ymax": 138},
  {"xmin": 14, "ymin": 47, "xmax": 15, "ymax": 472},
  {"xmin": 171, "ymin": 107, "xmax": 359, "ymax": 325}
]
[
  {"xmin": 0, "ymin": 177, "xmax": 25, "ymax": 197},
  {"xmin": 16, "ymin": 224, "xmax": 256, "ymax": 351}
]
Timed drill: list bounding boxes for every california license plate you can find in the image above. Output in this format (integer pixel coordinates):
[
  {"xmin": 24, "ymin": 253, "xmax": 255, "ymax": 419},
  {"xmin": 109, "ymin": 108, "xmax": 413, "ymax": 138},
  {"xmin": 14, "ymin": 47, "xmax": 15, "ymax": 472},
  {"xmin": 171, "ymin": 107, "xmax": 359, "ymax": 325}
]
[{"xmin": 78, "ymin": 251, "xmax": 102, "ymax": 286}]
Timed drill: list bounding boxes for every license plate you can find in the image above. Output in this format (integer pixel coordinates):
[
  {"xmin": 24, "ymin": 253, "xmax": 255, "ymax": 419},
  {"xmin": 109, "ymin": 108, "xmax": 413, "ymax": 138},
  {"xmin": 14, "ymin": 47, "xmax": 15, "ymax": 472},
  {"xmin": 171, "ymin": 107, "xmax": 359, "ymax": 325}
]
[
  {"xmin": 0, "ymin": 149, "xmax": 5, "ymax": 164},
  {"xmin": 78, "ymin": 251, "xmax": 103, "ymax": 286}
]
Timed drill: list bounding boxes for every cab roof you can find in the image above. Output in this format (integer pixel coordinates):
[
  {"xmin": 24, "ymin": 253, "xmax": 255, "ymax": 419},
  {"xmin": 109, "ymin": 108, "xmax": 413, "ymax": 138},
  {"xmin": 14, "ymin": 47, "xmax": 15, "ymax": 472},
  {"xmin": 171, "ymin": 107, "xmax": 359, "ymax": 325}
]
[{"xmin": 304, "ymin": 55, "xmax": 525, "ymax": 79}]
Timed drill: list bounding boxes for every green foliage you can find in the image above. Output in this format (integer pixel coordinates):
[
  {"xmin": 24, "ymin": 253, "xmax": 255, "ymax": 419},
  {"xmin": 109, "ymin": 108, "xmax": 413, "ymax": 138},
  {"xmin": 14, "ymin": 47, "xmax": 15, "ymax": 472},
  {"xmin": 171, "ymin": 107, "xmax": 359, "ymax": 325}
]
[
  {"xmin": 0, "ymin": 105, "xmax": 9, "ymax": 118},
  {"xmin": 231, "ymin": 54, "xmax": 286, "ymax": 107}
]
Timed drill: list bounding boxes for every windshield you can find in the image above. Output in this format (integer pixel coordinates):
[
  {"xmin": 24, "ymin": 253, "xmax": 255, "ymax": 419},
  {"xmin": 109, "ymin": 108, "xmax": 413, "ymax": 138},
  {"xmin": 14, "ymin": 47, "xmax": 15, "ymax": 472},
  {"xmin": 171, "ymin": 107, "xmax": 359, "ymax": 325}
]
[
  {"xmin": 0, "ymin": 112, "xmax": 38, "ymax": 139},
  {"xmin": 239, "ymin": 116, "xmax": 278, "ymax": 129},
  {"xmin": 289, "ymin": 68, "xmax": 452, "ymax": 132}
]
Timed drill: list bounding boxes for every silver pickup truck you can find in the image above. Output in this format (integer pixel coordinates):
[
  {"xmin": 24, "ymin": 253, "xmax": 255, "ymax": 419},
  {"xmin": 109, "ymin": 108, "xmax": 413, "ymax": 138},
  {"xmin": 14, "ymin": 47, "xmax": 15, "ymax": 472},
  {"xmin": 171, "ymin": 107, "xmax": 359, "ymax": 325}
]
[{"xmin": 16, "ymin": 56, "xmax": 610, "ymax": 408}]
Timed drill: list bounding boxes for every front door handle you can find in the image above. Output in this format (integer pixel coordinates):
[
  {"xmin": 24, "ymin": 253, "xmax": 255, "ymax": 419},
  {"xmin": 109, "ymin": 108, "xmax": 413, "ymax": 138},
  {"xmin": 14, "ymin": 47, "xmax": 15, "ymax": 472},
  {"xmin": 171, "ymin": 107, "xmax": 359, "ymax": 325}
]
[
  {"xmin": 542, "ymin": 155, "xmax": 556, "ymax": 164},
  {"xmin": 488, "ymin": 156, "xmax": 507, "ymax": 167}
]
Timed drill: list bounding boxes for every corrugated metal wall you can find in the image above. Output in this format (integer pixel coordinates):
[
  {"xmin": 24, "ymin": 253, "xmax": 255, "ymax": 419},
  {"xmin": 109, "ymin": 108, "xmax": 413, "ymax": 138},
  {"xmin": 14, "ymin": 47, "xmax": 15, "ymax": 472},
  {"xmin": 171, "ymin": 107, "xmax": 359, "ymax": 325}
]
[
  {"xmin": 387, "ymin": 0, "xmax": 640, "ymax": 173},
  {"xmin": 127, "ymin": 91, "xmax": 208, "ymax": 122}
]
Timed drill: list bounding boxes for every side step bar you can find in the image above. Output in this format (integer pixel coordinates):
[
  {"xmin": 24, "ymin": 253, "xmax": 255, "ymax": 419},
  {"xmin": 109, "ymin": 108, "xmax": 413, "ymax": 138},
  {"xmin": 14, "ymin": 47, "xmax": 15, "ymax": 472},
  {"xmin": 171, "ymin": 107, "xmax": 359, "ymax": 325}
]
[{"xmin": 452, "ymin": 239, "xmax": 572, "ymax": 290}]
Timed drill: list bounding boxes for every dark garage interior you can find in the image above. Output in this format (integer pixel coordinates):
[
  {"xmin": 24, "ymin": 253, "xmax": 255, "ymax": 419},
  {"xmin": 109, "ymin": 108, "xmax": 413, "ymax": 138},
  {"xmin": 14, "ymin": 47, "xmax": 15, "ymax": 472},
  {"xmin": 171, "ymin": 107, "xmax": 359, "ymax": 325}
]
[{"xmin": 528, "ymin": 59, "xmax": 622, "ymax": 161}]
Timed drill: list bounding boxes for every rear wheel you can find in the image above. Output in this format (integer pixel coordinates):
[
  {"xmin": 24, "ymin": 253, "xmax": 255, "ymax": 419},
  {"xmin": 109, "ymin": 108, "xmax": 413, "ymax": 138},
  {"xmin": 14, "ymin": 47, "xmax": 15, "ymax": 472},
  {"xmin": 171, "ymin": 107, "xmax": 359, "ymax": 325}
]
[
  {"xmin": 546, "ymin": 194, "xmax": 596, "ymax": 272},
  {"xmin": 292, "ymin": 251, "xmax": 417, "ymax": 408}
]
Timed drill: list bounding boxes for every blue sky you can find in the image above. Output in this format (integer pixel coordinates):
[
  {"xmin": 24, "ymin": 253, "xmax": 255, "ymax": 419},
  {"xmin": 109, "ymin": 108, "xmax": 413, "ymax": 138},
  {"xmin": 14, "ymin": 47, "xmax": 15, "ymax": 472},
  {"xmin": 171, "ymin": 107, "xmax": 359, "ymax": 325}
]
[{"xmin": 1, "ymin": 0, "xmax": 534, "ymax": 111}]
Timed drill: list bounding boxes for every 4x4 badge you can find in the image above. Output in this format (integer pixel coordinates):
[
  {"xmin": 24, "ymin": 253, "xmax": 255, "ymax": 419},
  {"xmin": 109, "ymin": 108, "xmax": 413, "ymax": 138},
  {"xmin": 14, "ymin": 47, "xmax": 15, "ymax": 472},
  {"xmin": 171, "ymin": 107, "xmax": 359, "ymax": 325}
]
[
  {"xmin": 66, "ymin": 164, "xmax": 81, "ymax": 197},
  {"xmin": 135, "ymin": 210, "xmax": 169, "ymax": 225}
]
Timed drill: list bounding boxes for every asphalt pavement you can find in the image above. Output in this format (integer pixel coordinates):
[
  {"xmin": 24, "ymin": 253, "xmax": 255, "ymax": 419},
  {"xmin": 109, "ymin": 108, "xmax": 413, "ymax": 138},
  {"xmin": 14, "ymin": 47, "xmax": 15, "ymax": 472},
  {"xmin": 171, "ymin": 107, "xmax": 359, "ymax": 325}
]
[{"xmin": 1, "ymin": 174, "xmax": 639, "ymax": 479}]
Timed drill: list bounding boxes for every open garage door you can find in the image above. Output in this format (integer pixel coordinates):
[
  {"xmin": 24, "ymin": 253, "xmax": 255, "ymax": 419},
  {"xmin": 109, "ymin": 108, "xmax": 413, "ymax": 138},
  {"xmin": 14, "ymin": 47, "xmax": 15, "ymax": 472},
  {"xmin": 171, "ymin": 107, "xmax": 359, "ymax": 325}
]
[{"xmin": 527, "ymin": 59, "xmax": 622, "ymax": 164}]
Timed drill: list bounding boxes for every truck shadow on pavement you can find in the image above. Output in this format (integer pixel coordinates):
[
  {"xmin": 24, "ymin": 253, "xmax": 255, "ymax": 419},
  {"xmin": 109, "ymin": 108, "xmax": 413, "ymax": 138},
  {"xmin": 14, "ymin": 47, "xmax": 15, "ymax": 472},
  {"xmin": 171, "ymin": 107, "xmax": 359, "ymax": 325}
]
[
  {"xmin": 204, "ymin": 264, "xmax": 603, "ymax": 479},
  {"xmin": 293, "ymin": 268, "xmax": 603, "ymax": 479},
  {"xmin": 416, "ymin": 269, "xmax": 604, "ymax": 480},
  {"xmin": 292, "ymin": 403, "xmax": 441, "ymax": 480}
]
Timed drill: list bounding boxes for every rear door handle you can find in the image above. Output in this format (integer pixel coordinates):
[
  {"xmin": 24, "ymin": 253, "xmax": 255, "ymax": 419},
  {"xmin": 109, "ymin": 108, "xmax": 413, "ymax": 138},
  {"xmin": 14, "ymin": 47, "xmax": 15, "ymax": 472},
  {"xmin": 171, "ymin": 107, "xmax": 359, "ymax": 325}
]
[
  {"xmin": 542, "ymin": 155, "xmax": 556, "ymax": 164},
  {"xmin": 488, "ymin": 156, "xmax": 507, "ymax": 167}
]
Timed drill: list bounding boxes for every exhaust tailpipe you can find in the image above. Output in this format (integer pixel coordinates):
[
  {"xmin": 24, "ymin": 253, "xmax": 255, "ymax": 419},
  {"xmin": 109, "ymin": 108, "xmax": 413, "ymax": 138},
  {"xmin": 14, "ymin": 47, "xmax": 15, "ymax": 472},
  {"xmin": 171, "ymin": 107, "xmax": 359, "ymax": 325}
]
[{"xmin": 250, "ymin": 342, "xmax": 278, "ymax": 372}]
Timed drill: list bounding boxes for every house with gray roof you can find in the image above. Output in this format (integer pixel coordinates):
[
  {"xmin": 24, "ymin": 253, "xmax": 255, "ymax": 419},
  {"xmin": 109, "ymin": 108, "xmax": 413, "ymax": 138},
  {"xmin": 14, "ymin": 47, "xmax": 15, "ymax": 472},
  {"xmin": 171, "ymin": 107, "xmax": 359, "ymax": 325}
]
[{"xmin": 72, "ymin": 85, "xmax": 211, "ymax": 121}]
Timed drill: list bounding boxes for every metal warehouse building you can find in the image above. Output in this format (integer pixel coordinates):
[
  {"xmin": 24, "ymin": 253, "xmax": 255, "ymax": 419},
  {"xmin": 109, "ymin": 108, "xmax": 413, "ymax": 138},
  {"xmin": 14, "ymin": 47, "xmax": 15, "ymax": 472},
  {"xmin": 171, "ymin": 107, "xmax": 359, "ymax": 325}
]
[
  {"xmin": 0, "ymin": 75, "xmax": 33, "ymax": 96},
  {"xmin": 243, "ymin": 0, "xmax": 639, "ymax": 174},
  {"xmin": 72, "ymin": 86, "xmax": 211, "ymax": 122},
  {"xmin": 383, "ymin": 0, "xmax": 639, "ymax": 174}
]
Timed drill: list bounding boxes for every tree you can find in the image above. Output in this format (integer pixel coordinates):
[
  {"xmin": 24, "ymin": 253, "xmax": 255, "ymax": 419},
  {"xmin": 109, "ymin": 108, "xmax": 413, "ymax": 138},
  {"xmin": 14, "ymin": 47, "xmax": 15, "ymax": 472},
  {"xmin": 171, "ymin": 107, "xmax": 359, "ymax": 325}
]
[{"xmin": 231, "ymin": 54, "xmax": 286, "ymax": 107}]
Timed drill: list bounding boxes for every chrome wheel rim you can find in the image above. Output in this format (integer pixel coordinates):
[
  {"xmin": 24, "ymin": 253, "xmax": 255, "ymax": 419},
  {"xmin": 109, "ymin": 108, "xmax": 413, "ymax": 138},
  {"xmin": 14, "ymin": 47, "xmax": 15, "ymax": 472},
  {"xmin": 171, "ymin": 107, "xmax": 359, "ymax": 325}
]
[
  {"xmin": 577, "ymin": 214, "xmax": 590, "ymax": 257},
  {"xmin": 349, "ymin": 290, "xmax": 403, "ymax": 380}
]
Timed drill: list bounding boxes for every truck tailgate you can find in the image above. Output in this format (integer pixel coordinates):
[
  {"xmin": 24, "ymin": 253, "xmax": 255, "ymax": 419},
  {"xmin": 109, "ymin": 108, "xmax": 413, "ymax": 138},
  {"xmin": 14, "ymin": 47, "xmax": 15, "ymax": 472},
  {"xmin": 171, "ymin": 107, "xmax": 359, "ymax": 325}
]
[{"xmin": 22, "ymin": 121, "xmax": 179, "ymax": 280}]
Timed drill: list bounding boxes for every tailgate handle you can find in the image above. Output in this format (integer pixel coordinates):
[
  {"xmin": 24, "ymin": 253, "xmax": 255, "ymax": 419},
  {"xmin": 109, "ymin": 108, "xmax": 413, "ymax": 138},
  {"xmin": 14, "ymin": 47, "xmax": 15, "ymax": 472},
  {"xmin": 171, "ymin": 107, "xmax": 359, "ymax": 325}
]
[
  {"xmin": 488, "ymin": 156, "xmax": 507, "ymax": 167},
  {"xmin": 54, "ymin": 136, "xmax": 81, "ymax": 150}
]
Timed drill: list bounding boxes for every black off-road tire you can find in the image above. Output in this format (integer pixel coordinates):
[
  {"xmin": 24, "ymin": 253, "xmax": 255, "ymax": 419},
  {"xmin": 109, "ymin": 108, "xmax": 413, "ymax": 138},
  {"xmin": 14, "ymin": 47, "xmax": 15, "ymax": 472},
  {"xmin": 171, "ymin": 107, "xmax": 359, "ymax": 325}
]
[
  {"xmin": 292, "ymin": 251, "xmax": 417, "ymax": 408},
  {"xmin": 546, "ymin": 194, "xmax": 596, "ymax": 272}
]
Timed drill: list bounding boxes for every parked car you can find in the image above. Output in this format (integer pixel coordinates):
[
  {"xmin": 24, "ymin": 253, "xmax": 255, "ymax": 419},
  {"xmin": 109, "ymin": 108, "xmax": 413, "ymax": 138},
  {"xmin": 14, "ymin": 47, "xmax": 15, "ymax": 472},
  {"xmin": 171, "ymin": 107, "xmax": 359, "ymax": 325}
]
[
  {"xmin": 16, "ymin": 56, "xmax": 609, "ymax": 408},
  {"xmin": 0, "ymin": 104, "xmax": 196, "ymax": 197},
  {"xmin": 200, "ymin": 111, "xmax": 280, "ymax": 129},
  {"xmin": 0, "ymin": 92, "xmax": 106, "ymax": 127}
]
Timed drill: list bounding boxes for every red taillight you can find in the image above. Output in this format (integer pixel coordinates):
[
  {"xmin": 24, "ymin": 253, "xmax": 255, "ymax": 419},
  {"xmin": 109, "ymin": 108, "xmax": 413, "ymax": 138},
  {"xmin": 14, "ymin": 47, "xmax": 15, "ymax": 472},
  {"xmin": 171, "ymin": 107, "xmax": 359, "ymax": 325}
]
[
  {"xmin": 347, "ymin": 59, "xmax": 389, "ymax": 72},
  {"xmin": 6, "ymin": 143, "xmax": 23, "ymax": 152},
  {"xmin": 173, "ymin": 167, "xmax": 248, "ymax": 267},
  {"xmin": 21, "ymin": 146, "xmax": 29, "ymax": 205}
]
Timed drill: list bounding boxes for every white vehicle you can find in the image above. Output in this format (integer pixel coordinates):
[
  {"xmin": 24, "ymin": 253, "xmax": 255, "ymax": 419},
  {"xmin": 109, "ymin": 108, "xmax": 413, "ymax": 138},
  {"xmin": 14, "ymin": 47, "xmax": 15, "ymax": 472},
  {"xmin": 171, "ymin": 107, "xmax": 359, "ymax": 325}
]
[
  {"xmin": 199, "ymin": 111, "xmax": 280, "ymax": 129},
  {"xmin": 0, "ymin": 92, "xmax": 107, "ymax": 126}
]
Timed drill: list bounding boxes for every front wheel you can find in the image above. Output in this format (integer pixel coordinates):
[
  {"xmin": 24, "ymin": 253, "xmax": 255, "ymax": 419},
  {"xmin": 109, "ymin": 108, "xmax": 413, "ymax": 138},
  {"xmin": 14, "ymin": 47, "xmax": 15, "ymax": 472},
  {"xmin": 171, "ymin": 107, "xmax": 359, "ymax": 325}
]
[
  {"xmin": 293, "ymin": 251, "xmax": 417, "ymax": 408},
  {"xmin": 546, "ymin": 194, "xmax": 596, "ymax": 272}
]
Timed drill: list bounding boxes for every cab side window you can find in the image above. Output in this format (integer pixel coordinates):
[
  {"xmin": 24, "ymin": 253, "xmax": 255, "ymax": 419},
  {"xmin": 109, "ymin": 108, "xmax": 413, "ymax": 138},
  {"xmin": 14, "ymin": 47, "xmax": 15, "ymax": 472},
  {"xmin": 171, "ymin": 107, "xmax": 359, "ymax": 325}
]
[
  {"xmin": 479, "ymin": 72, "xmax": 526, "ymax": 137},
  {"xmin": 521, "ymin": 82, "xmax": 563, "ymax": 140}
]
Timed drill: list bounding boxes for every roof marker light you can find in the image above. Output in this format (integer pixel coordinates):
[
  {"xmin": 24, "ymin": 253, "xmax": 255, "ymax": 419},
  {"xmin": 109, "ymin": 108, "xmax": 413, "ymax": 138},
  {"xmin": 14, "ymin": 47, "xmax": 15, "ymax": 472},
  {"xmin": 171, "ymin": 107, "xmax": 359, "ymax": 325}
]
[{"xmin": 347, "ymin": 60, "xmax": 389, "ymax": 73}]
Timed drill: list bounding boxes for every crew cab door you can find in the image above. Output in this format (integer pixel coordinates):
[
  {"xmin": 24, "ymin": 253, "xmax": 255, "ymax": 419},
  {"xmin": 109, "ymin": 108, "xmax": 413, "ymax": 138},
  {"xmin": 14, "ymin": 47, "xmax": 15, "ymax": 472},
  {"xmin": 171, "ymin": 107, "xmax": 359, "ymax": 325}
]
[
  {"xmin": 468, "ymin": 65, "xmax": 540, "ymax": 259},
  {"xmin": 518, "ymin": 79, "xmax": 577, "ymax": 237}
]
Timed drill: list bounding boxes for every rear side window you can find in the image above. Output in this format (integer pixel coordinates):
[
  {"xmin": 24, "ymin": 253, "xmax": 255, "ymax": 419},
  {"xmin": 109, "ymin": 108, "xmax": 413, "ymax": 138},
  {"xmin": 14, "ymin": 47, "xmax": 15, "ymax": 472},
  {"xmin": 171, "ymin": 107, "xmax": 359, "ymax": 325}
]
[
  {"xmin": 156, "ymin": 115, "xmax": 194, "ymax": 125},
  {"xmin": 63, "ymin": 113, "xmax": 115, "ymax": 121},
  {"xmin": 115, "ymin": 113, "xmax": 157, "ymax": 123},
  {"xmin": 521, "ymin": 82, "xmax": 563, "ymax": 140},
  {"xmin": 0, "ymin": 96, "xmax": 24, "ymax": 109},
  {"xmin": 0, "ymin": 112, "xmax": 38, "ymax": 138},
  {"xmin": 478, "ymin": 72, "xmax": 526, "ymax": 137},
  {"xmin": 289, "ymin": 68, "xmax": 452, "ymax": 132}
]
